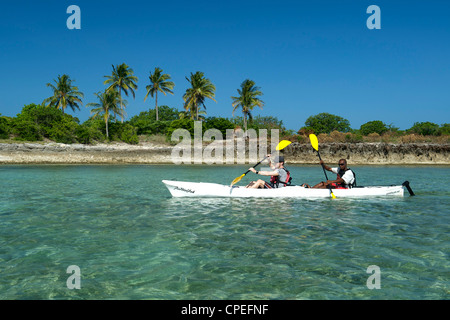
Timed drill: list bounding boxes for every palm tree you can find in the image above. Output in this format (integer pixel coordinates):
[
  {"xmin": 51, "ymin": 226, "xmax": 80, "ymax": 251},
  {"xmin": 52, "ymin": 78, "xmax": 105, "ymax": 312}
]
[
  {"xmin": 231, "ymin": 79, "xmax": 264, "ymax": 131},
  {"xmin": 43, "ymin": 74, "xmax": 84, "ymax": 114},
  {"xmin": 183, "ymin": 71, "xmax": 216, "ymax": 120},
  {"xmin": 178, "ymin": 109, "xmax": 207, "ymax": 121},
  {"xmin": 87, "ymin": 89, "xmax": 125, "ymax": 139},
  {"xmin": 144, "ymin": 67, "xmax": 175, "ymax": 121},
  {"xmin": 104, "ymin": 63, "xmax": 138, "ymax": 122}
]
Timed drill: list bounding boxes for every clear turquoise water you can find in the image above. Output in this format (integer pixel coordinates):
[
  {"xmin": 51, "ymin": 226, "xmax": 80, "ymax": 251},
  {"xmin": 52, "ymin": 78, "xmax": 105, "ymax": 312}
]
[{"xmin": 0, "ymin": 165, "xmax": 448, "ymax": 299}]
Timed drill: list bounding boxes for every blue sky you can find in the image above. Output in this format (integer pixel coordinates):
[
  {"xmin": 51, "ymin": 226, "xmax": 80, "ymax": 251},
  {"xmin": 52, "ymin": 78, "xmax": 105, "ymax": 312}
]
[{"xmin": 0, "ymin": 0, "xmax": 449, "ymax": 131}]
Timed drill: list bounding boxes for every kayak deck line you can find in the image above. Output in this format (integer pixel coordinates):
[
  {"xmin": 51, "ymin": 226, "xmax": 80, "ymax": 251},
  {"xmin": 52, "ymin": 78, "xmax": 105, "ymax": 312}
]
[{"xmin": 162, "ymin": 180, "xmax": 411, "ymax": 198}]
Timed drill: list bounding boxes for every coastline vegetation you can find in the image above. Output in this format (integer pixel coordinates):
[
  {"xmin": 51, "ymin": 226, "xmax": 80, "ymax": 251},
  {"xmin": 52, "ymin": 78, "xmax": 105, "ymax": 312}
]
[{"xmin": 0, "ymin": 63, "xmax": 448, "ymax": 145}]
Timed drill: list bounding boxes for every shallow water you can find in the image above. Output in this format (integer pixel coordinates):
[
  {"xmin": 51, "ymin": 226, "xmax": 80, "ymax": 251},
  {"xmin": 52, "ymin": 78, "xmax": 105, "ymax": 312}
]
[{"xmin": 0, "ymin": 164, "xmax": 448, "ymax": 299}]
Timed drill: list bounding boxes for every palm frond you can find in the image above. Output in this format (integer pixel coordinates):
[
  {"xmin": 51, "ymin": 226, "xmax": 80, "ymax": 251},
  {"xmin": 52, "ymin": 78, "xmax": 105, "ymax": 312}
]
[{"xmin": 43, "ymin": 74, "xmax": 84, "ymax": 113}]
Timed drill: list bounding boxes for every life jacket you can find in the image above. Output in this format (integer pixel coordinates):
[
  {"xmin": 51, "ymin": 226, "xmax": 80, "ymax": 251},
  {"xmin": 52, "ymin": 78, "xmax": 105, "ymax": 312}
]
[
  {"xmin": 269, "ymin": 167, "xmax": 292, "ymax": 188},
  {"xmin": 336, "ymin": 168, "xmax": 356, "ymax": 188}
]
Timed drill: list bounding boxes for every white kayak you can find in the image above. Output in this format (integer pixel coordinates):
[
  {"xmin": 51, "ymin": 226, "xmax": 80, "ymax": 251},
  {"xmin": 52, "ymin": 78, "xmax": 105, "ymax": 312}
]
[{"xmin": 162, "ymin": 180, "xmax": 414, "ymax": 198}]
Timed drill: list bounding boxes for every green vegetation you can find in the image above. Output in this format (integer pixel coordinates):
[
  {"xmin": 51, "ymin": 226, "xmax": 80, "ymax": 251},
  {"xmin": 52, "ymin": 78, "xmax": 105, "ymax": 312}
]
[
  {"xmin": 2, "ymin": 102, "xmax": 448, "ymax": 145},
  {"xmin": 10, "ymin": 104, "xmax": 80, "ymax": 143},
  {"xmin": 231, "ymin": 79, "xmax": 264, "ymax": 131},
  {"xmin": 183, "ymin": 71, "xmax": 216, "ymax": 121},
  {"xmin": 407, "ymin": 122, "xmax": 441, "ymax": 136},
  {"xmin": 0, "ymin": 114, "xmax": 12, "ymax": 139},
  {"xmin": 43, "ymin": 74, "xmax": 84, "ymax": 114},
  {"xmin": 0, "ymin": 62, "xmax": 447, "ymax": 146},
  {"xmin": 145, "ymin": 67, "xmax": 175, "ymax": 121},
  {"xmin": 232, "ymin": 115, "xmax": 292, "ymax": 138},
  {"xmin": 104, "ymin": 63, "xmax": 138, "ymax": 123},
  {"xmin": 359, "ymin": 120, "xmax": 389, "ymax": 136},
  {"xmin": 296, "ymin": 115, "xmax": 448, "ymax": 144},
  {"xmin": 301, "ymin": 113, "xmax": 352, "ymax": 135},
  {"xmin": 87, "ymin": 89, "xmax": 125, "ymax": 139},
  {"xmin": 128, "ymin": 105, "xmax": 179, "ymax": 136}
]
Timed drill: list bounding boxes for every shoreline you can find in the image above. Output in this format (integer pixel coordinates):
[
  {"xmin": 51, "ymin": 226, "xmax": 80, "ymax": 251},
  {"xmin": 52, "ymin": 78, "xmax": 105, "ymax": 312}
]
[{"xmin": 0, "ymin": 141, "xmax": 449, "ymax": 165}]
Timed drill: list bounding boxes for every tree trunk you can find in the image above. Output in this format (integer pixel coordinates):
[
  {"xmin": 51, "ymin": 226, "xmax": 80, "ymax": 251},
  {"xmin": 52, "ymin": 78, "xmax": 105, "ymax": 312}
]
[
  {"xmin": 243, "ymin": 112, "xmax": 247, "ymax": 132},
  {"xmin": 115, "ymin": 85, "xmax": 123, "ymax": 123},
  {"xmin": 155, "ymin": 91, "xmax": 159, "ymax": 121},
  {"xmin": 119, "ymin": 91, "xmax": 124, "ymax": 123}
]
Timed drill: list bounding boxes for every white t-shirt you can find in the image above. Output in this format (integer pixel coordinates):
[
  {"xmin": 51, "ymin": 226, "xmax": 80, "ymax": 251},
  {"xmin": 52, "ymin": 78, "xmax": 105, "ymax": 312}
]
[{"xmin": 331, "ymin": 168, "xmax": 355, "ymax": 186}]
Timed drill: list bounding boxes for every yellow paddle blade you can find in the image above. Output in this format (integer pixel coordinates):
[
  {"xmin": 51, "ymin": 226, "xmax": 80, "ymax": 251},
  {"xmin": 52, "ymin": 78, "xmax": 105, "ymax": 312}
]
[
  {"xmin": 309, "ymin": 134, "xmax": 319, "ymax": 151},
  {"xmin": 331, "ymin": 191, "xmax": 336, "ymax": 199},
  {"xmin": 276, "ymin": 140, "xmax": 292, "ymax": 151},
  {"xmin": 231, "ymin": 174, "xmax": 245, "ymax": 186}
]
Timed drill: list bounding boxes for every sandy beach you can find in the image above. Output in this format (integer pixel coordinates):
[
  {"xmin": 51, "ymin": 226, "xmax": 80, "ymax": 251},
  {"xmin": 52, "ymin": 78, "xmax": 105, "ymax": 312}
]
[{"xmin": 0, "ymin": 141, "xmax": 449, "ymax": 165}]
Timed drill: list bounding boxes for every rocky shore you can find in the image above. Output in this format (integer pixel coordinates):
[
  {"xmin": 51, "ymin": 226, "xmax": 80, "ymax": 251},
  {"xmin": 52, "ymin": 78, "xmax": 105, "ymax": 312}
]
[
  {"xmin": 0, "ymin": 141, "xmax": 449, "ymax": 165},
  {"xmin": 284, "ymin": 142, "xmax": 450, "ymax": 165}
]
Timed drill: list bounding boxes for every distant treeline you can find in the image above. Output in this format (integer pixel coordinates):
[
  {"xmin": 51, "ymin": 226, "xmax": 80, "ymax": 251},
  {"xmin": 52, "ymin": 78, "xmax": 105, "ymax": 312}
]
[
  {"xmin": 295, "ymin": 113, "xmax": 449, "ymax": 144},
  {"xmin": 0, "ymin": 105, "xmax": 448, "ymax": 145},
  {"xmin": 1, "ymin": 63, "xmax": 447, "ymax": 145},
  {"xmin": 0, "ymin": 104, "xmax": 289, "ymax": 144}
]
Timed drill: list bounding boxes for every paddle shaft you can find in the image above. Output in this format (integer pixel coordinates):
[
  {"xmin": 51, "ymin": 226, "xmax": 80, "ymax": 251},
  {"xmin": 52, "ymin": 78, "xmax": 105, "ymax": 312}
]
[
  {"xmin": 243, "ymin": 156, "xmax": 268, "ymax": 176},
  {"xmin": 231, "ymin": 140, "xmax": 292, "ymax": 186},
  {"xmin": 316, "ymin": 151, "xmax": 330, "ymax": 181},
  {"xmin": 316, "ymin": 150, "xmax": 336, "ymax": 198},
  {"xmin": 309, "ymin": 133, "xmax": 335, "ymax": 198}
]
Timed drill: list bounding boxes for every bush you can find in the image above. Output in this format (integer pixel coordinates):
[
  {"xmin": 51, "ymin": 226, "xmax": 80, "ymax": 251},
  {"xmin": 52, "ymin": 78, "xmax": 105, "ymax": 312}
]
[
  {"xmin": 360, "ymin": 120, "xmax": 388, "ymax": 136},
  {"xmin": 329, "ymin": 130, "xmax": 348, "ymax": 142},
  {"xmin": 401, "ymin": 134, "xmax": 428, "ymax": 143},
  {"xmin": 0, "ymin": 114, "xmax": 12, "ymax": 139},
  {"xmin": 231, "ymin": 115, "xmax": 289, "ymax": 137},
  {"xmin": 12, "ymin": 104, "xmax": 44, "ymax": 141},
  {"xmin": 297, "ymin": 127, "xmax": 314, "ymax": 136},
  {"xmin": 77, "ymin": 117, "xmax": 140, "ymax": 145},
  {"xmin": 296, "ymin": 135, "xmax": 308, "ymax": 143},
  {"xmin": 407, "ymin": 122, "xmax": 440, "ymax": 136},
  {"xmin": 153, "ymin": 105, "xmax": 180, "ymax": 121},
  {"xmin": 104, "ymin": 122, "xmax": 137, "ymax": 144},
  {"xmin": 365, "ymin": 132, "xmax": 381, "ymax": 142},
  {"xmin": 204, "ymin": 117, "xmax": 235, "ymax": 136},
  {"xmin": 11, "ymin": 104, "xmax": 80, "ymax": 143},
  {"xmin": 345, "ymin": 132, "xmax": 363, "ymax": 143},
  {"xmin": 48, "ymin": 116, "xmax": 79, "ymax": 144},
  {"xmin": 317, "ymin": 133, "xmax": 332, "ymax": 143},
  {"xmin": 76, "ymin": 124, "xmax": 96, "ymax": 144},
  {"xmin": 128, "ymin": 106, "xmax": 179, "ymax": 135},
  {"xmin": 78, "ymin": 117, "xmax": 106, "ymax": 143},
  {"xmin": 166, "ymin": 118, "xmax": 202, "ymax": 140},
  {"xmin": 303, "ymin": 113, "xmax": 351, "ymax": 134},
  {"xmin": 13, "ymin": 120, "xmax": 42, "ymax": 141},
  {"xmin": 438, "ymin": 123, "xmax": 450, "ymax": 136},
  {"xmin": 119, "ymin": 124, "xmax": 139, "ymax": 145}
]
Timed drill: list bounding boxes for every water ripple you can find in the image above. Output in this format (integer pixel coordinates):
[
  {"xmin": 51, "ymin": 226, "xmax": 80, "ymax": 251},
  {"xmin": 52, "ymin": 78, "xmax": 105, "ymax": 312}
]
[{"xmin": 0, "ymin": 165, "xmax": 448, "ymax": 299}]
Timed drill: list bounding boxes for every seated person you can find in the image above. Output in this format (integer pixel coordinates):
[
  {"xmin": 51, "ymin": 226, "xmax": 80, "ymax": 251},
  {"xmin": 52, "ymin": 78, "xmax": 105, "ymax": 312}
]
[
  {"xmin": 246, "ymin": 155, "xmax": 291, "ymax": 189},
  {"xmin": 307, "ymin": 159, "xmax": 356, "ymax": 189}
]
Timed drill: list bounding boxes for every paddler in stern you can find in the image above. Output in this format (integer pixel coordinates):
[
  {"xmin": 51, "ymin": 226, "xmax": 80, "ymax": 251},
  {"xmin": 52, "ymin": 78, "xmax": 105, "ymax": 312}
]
[
  {"xmin": 246, "ymin": 155, "xmax": 291, "ymax": 189},
  {"xmin": 309, "ymin": 159, "xmax": 356, "ymax": 189}
]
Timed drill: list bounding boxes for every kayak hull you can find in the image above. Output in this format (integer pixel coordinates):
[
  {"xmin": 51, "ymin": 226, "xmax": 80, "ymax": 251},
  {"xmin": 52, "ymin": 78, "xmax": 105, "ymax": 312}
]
[{"xmin": 162, "ymin": 180, "xmax": 405, "ymax": 198}]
